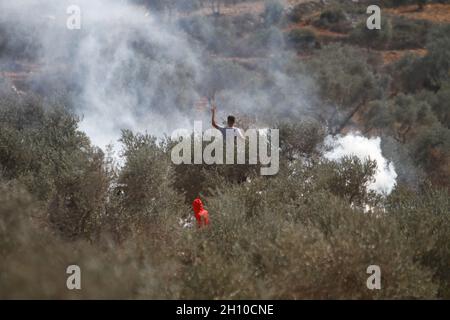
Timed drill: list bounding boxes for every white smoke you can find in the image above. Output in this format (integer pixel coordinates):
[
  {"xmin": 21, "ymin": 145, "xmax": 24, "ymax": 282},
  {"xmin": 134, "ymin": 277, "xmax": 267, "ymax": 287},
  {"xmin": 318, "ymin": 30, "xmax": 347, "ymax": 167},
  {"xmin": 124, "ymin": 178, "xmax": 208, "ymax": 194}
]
[
  {"xmin": 1, "ymin": 0, "xmax": 320, "ymax": 153},
  {"xmin": 1, "ymin": 0, "xmax": 203, "ymax": 152},
  {"xmin": 324, "ymin": 133, "xmax": 397, "ymax": 194},
  {"xmin": 72, "ymin": 2, "xmax": 202, "ymax": 150}
]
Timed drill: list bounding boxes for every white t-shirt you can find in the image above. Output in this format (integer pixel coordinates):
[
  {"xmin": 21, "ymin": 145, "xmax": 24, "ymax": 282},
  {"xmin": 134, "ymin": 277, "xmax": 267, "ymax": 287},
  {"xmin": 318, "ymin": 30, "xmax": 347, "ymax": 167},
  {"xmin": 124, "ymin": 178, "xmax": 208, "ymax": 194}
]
[{"xmin": 217, "ymin": 126, "xmax": 245, "ymax": 140}]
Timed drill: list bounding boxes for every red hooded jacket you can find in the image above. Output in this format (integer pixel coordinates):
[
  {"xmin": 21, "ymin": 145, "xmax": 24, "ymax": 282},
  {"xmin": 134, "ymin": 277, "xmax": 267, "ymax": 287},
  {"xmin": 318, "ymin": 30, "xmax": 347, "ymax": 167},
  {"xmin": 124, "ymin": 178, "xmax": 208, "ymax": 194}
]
[{"xmin": 192, "ymin": 198, "xmax": 210, "ymax": 227}]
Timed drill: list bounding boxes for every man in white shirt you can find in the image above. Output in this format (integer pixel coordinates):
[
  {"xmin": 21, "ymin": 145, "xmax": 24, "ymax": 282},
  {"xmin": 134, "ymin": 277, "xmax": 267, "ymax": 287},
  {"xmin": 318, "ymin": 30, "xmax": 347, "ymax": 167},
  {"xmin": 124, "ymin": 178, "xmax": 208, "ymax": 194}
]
[{"xmin": 211, "ymin": 101, "xmax": 245, "ymax": 140}]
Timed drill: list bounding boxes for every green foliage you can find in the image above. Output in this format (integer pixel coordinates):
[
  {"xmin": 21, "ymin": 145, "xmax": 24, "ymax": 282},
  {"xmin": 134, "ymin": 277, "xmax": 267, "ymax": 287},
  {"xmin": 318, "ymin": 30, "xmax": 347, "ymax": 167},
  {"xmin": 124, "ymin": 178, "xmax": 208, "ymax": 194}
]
[
  {"xmin": 0, "ymin": 95, "xmax": 109, "ymax": 239},
  {"xmin": 364, "ymin": 92, "xmax": 449, "ymax": 187},
  {"xmin": 392, "ymin": 24, "xmax": 450, "ymax": 92},
  {"xmin": 364, "ymin": 100, "xmax": 394, "ymax": 132},
  {"xmin": 106, "ymin": 130, "xmax": 185, "ymax": 240},
  {"xmin": 426, "ymin": 81, "xmax": 450, "ymax": 127},
  {"xmin": 318, "ymin": 157, "xmax": 379, "ymax": 208},
  {"xmin": 410, "ymin": 124, "xmax": 450, "ymax": 187},
  {"xmin": 172, "ymin": 160, "xmax": 438, "ymax": 299},
  {"xmin": 391, "ymin": 52, "xmax": 428, "ymax": 92},
  {"xmin": 278, "ymin": 120, "xmax": 326, "ymax": 160},
  {"xmin": 349, "ymin": 18, "xmax": 393, "ymax": 50},
  {"xmin": 0, "ymin": 101, "xmax": 447, "ymax": 297},
  {"xmin": 170, "ymin": 133, "xmax": 261, "ymax": 202},
  {"xmin": 367, "ymin": 94, "xmax": 437, "ymax": 139},
  {"xmin": 318, "ymin": 8, "xmax": 347, "ymax": 24},
  {"xmin": 413, "ymin": 86, "xmax": 450, "ymax": 130},
  {"xmin": 422, "ymin": 24, "xmax": 450, "ymax": 89},
  {"xmin": 287, "ymin": 1, "xmax": 324, "ymax": 23},
  {"xmin": 387, "ymin": 186, "xmax": 450, "ymax": 297},
  {"xmin": 349, "ymin": 15, "xmax": 430, "ymax": 51},
  {"xmin": 313, "ymin": 7, "xmax": 352, "ymax": 33},
  {"xmin": 307, "ymin": 44, "xmax": 387, "ymax": 133},
  {"xmin": 392, "ymin": 94, "xmax": 436, "ymax": 141},
  {"xmin": 286, "ymin": 28, "xmax": 317, "ymax": 50},
  {"xmin": 0, "ymin": 180, "xmax": 40, "ymax": 258},
  {"xmin": 1, "ymin": 0, "xmax": 449, "ymax": 299},
  {"xmin": 390, "ymin": 17, "xmax": 430, "ymax": 49}
]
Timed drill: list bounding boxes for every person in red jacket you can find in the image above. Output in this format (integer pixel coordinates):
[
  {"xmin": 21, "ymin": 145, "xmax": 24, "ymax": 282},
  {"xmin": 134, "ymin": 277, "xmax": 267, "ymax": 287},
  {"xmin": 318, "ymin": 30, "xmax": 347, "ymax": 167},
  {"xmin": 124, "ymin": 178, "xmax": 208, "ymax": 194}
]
[{"xmin": 192, "ymin": 198, "xmax": 210, "ymax": 228}]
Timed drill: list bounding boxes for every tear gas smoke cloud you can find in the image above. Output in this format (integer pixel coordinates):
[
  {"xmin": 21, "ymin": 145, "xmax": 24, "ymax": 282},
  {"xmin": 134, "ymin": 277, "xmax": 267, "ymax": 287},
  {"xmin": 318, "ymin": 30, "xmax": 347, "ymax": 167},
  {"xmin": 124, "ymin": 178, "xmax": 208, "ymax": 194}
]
[
  {"xmin": 324, "ymin": 133, "xmax": 398, "ymax": 194},
  {"xmin": 1, "ymin": 1, "xmax": 398, "ymax": 191},
  {"xmin": 1, "ymin": 0, "xmax": 319, "ymax": 154},
  {"xmin": 1, "ymin": 0, "xmax": 202, "ymax": 152}
]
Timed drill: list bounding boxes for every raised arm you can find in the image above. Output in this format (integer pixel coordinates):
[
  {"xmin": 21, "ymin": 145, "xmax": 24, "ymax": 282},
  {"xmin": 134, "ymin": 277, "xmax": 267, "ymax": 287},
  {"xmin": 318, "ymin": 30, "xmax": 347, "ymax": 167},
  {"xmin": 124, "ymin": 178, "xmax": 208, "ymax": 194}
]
[{"xmin": 211, "ymin": 100, "xmax": 221, "ymax": 130}]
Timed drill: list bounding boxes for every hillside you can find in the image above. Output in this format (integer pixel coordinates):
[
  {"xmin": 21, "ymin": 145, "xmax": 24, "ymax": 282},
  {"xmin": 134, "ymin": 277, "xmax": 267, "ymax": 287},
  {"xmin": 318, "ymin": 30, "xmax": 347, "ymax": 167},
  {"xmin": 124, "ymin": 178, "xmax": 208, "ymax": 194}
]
[{"xmin": 0, "ymin": 0, "xmax": 449, "ymax": 299}]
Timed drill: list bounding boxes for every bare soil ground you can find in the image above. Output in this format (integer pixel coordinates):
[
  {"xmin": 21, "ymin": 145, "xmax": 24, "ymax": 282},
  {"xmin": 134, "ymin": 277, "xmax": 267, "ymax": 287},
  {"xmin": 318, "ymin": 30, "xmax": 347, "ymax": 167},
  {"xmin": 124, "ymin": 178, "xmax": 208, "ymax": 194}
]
[
  {"xmin": 379, "ymin": 48, "xmax": 427, "ymax": 65},
  {"xmin": 285, "ymin": 21, "xmax": 348, "ymax": 38},
  {"xmin": 1, "ymin": 62, "xmax": 40, "ymax": 93},
  {"xmin": 284, "ymin": 3, "xmax": 448, "ymax": 64},
  {"xmin": 182, "ymin": 0, "xmax": 318, "ymax": 18},
  {"xmin": 385, "ymin": 3, "xmax": 450, "ymax": 23},
  {"xmin": 3, "ymin": 2, "xmax": 448, "ymax": 90}
]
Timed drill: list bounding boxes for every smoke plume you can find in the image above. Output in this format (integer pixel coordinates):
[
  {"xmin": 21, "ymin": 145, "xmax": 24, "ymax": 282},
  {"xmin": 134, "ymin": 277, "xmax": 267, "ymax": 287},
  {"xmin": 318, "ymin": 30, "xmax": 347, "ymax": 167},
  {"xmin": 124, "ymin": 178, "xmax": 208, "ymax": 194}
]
[
  {"xmin": 1, "ymin": 0, "xmax": 317, "ymax": 153},
  {"xmin": 324, "ymin": 133, "xmax": 398, "ymax": 194}
]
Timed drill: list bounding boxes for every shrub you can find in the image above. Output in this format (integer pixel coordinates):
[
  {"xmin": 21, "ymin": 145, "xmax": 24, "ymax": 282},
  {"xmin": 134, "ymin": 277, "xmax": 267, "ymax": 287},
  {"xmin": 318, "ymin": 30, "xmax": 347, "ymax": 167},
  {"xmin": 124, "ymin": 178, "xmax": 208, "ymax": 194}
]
[
  {"xmin": 313, "ymin": 7, "xmax": 352, "ymax": 33},
  {"xmin": 306, "ymin": 44, "xmax": 386, "ymax": 133},
  {"xmin": 390, "ymin": 24, "xmax": 450, "ymax": 92},
  {"xmin": 390, "ymin": 17, "xmax": 430, "ymax": 50},
  {"xmin": 105, "ymin": 130, "xmax": 185, "ymax": 240},
  {"xmin": 171, "ymin": 160, "xmax": 439, "ymax": 299},
  {"xmin": 422, "ymin": 24, "xmax": 450, "ymax": 90},
  {"xmin": 349, "ymin": 18, "xmax": 393, "ymax": 50},
  {"xmin": 278, "ymin": 120, "xmax": 326, "ymax": 161},
  {"xmin": 387, "ymin": 186, "xmax": 450, "ymax": 298},
  {"xmin": 349, "ymin": 15, "xmax": 429, "ymax": 51},
  {"xmin": 0, "ymin": 125, "xmax": 447, "ymax": 298},
  {"xmin": 410, "ymin": 124, "xmax": 450, "ymax": 187},
  {"xmin": 430, "ymin": 82, "xmax": 450, "ymax": 127},
  {"xmin": 286, "ymin": 28, "xmax": 317, "ymax": 50},
  {"xmin": 0, "ymin": 95, "xmax": 110, "ymax": 239}
]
